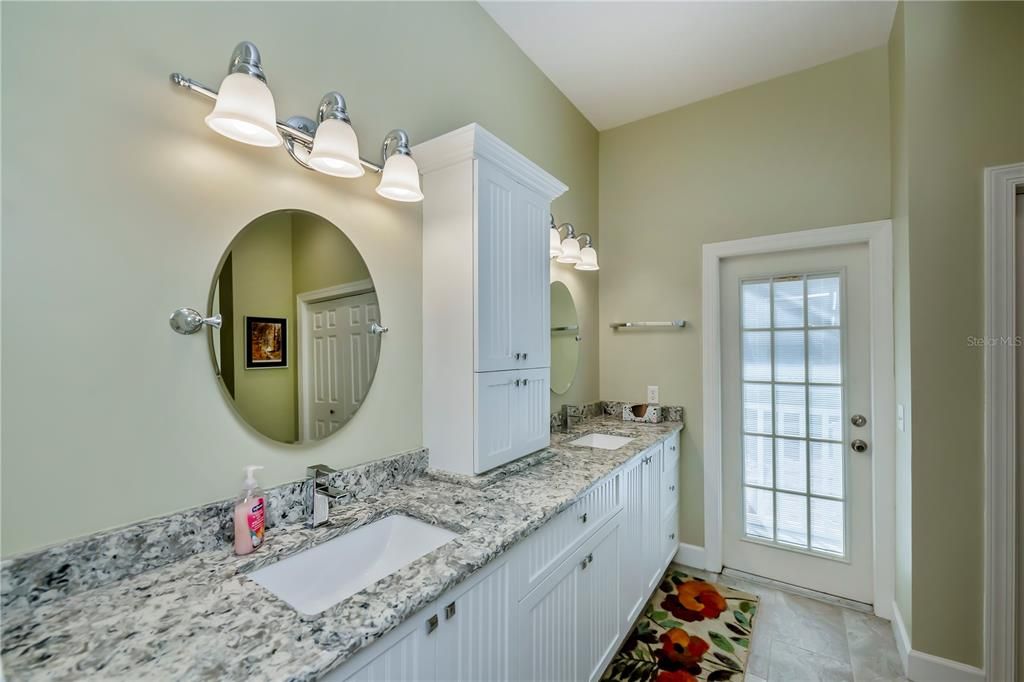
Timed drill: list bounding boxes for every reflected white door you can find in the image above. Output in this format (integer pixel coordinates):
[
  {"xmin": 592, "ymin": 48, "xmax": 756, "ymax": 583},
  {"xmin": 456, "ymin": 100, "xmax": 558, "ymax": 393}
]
[
  {"xmin": 307, "ymin": 292, "xmax": 380, "ymax": 440},
  {"xmin": 721, "ymin": 243, "xmax": 873, "ymax": 603}
]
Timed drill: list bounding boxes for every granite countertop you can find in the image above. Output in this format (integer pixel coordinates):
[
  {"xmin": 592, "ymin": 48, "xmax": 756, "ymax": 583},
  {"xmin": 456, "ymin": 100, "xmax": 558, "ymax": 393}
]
[{"xmin": 0, "ymin": 416, "xmax": 682, "ymax": 681}]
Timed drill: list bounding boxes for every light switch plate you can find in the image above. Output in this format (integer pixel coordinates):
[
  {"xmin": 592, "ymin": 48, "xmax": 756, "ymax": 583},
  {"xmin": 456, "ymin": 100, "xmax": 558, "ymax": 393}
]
[
  {"xmin": 897, "ymin": 404, "xmax": 905, "ymax": 432},
  {"xmin": 647, "ymin": 385, "xmax": 659, "ymax": 404}
]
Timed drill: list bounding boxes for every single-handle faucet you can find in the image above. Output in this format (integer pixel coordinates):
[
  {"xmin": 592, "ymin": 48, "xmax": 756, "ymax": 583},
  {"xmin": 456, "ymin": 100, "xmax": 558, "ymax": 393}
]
[
  {"xmin": 307, "ymin": 464, "xmax": 351, "ymax": 528},
  {"xmin": 561, "ymin": 404, "xmax": 576, "ymax": 433}
]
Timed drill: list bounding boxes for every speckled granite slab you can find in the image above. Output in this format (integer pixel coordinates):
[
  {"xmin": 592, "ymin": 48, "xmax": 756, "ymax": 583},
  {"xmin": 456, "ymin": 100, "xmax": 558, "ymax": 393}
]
[
  {"xmin": 0, "ymin": 449, "xmax": 427, "ymax": 612},
  {"xmin": 0, "ymin": 419, "xmax": 681, "ymax": 681}
]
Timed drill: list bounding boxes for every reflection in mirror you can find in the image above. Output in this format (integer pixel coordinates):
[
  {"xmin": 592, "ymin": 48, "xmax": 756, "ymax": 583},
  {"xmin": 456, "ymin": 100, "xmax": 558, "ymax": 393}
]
[
  {"xmin": 210, "ymin": 210, "xmax": 380, "ymax": 445},
  {"xmin": 550, "ymin": 281, "xmax": 580, "ymax": 395}
]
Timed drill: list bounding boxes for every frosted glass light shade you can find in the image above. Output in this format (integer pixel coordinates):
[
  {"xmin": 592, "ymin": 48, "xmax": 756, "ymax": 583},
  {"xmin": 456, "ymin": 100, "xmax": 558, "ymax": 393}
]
[
  {"xmin": 204, "ymin": 73, "xmax": 283, "ymax": 147},
  {"xmin": 308, "ymin": 119, "xmax": 364, "ymax": 178},
  {"xmin": 556, "ymin": 237, "xmax": 581, "ymax": 264},
  {"xmin": 549, "ymin": 228, "xmax": 563, "ymax": 258},
  {"xmin": 575, "ymin": 246, "xmax": 599, "ymax": 271},
  {"xmin": 376, "ymin": 153, "xmax": 423, "ymax": 202}
]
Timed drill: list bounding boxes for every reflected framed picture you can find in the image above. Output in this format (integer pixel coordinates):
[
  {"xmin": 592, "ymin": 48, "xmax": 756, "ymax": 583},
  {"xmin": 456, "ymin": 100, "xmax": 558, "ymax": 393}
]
[{"xmin": 245, "ymin": 316, "xmax": 287, "ymax": 369}]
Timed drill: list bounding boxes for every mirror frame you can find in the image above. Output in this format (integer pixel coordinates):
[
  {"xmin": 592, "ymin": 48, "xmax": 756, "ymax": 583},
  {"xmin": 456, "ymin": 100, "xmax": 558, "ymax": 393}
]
[
  {"xmin": 205, "ymin": 208, "xmax": 383, "ymax": 448},
  {"xmin": 549, "ymin": 280, "xmax": 580, "ymax": 396}
]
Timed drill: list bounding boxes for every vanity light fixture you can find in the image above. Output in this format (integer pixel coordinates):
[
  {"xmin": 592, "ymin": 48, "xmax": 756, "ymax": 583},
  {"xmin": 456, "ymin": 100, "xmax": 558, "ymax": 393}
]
[
  {"xmin": 549, "ymin": 215, "xmax": 563, "ymax": 258},
  {"xmin": 170, "ymin": 41, "xmax": 423, "ymax": 202},
  {"xmin": 550, "ymin": 220, "xmax": 598, "ymax": 271},
  {"xmin": 575, "ymin": 234, "xmax": 600, "ymax": 271},
  {"xmin": 555, "ymin": 223, "xmax": 582, "ymax": 264}
]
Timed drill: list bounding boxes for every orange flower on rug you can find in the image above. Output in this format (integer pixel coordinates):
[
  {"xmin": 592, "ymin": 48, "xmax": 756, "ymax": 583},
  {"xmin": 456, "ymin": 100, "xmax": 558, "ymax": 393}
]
[{"xmin": 601, "ymin": 565, "xmax": 759, "ymax": 682}]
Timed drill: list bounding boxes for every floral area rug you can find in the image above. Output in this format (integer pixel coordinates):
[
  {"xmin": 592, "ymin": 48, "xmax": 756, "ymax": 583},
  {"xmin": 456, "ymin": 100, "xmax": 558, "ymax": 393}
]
[{"xmin": 601, "ymin": 565, "xmax": 759, "ymax": 682}]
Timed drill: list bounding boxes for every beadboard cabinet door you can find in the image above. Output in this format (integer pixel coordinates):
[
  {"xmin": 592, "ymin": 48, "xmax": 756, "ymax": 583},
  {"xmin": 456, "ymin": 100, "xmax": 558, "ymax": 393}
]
[
  {"xmin": 475, "ymin": 371, "xmax": 517, "ymax": 472},
  {"xmin": 516, "ymin": 542, "xmax": 581, "ymax": 682},
  {"xmin": 620, "ymin": 454, "xmax": 648, "ymax": 627},
  {"xmin": 434, "ymin": 561, "xmax": 512, "ymax": 682},
  {"xmin": 511, "ymin": 181, "xmax": 551, "ymax": 370},
  {"xmin": 643, "ymin": 443, "xmax": 665, "ymax": 595},
  {"xmin": 330, "ymin": 609, "xmax": 437, "ymax": 682},
  {"xmin": 475, "ymin": 161, "xmax": 518, "ymax": 373},
  {"xmin": 515, "ymin": 367, "xmax": 551, "ymax": 457},
  {"xmin": 578, "ymin": 518, "xmax": 623, "ymax": 682}
]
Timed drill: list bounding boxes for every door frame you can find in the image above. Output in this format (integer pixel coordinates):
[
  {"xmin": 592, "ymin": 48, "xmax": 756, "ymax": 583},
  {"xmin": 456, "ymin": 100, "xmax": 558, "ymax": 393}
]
[
  {"xmin": 296, "ymin": 279, "xmax": 374, "ymax": 443},
  {"xmin": 701, "ymin": 220, "xmax": 895, "ymax": 619},
  {"xmin": 982, "ymin": 162, "xmax": 1023, "ymax": 682}
]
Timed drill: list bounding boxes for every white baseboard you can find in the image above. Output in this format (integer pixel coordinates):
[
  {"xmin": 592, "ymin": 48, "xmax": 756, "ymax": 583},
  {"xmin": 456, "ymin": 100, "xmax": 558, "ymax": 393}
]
[
  {"xmin": 674, "ymin": 542, "xmax": 706, "ymax": 570},
  {"xmin": 891, "ymin": 601, "xmax": 985, "ymax": 682}
]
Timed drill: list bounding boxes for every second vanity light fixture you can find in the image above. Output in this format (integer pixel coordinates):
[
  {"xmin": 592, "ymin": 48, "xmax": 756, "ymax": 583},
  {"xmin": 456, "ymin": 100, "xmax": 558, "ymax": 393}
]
[
  {"xmin": 170, "ymin": 41, "xmax": 423, "ymax": 202},
  {"xmin": 549, "ymin": 216, "xmax": 599, "ymax": 271}
]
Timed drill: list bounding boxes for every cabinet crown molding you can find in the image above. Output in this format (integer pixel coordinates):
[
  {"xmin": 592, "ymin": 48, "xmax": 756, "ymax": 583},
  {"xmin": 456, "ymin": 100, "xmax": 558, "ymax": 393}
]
[{"xmin": 412, "ymin": 123, "xmax": 568, "ymax": 201}]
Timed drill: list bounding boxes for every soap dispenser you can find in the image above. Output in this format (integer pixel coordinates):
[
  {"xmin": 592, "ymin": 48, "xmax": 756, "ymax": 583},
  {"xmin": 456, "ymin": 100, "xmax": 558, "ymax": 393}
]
[{"xmin": 233, "ymin": 465, "xmax": 266, "ymax": 556}]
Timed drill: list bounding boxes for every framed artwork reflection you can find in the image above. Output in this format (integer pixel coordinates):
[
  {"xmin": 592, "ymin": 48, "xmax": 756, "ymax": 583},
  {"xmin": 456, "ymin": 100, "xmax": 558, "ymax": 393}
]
[{"xmin": 245, "ymin": 316, "xmax": 287, "ymax": 369}]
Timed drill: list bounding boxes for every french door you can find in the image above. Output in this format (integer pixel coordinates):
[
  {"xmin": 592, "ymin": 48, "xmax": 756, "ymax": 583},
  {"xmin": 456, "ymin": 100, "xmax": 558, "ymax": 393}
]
[{"xmin": 720, "ymin": 243, "xmax": 873, "ymax": 603}]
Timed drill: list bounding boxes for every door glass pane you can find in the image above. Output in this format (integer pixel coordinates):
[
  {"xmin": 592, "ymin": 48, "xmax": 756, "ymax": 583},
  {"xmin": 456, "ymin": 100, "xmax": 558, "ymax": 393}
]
[
  {"xmin": 775, "ymin": 438, "xmax": 807, "ymax": 493},
  {"xmin": 811, "ymin": 498, "xmax": 845, "ymax": 554},
  {"xmin": 773, "ymin": 278, "xmax": 804, "ymax": 328},
  {"xmin": 739, "ymin": 272, "xmax": 847, "ymax": 559},
  {"xmin": 807, "ymin": 276, "xmax": 841, "ymax": 326},
  {"xmin": 743, "ymin": 281, "xmax": 771, "ymax": 328},
  {"xmin": 743, "ymin": 383, "xmax": 772, "ymax": 434},
  {"xmin": 810, "ymin": 441, "xmax": 844, "ymax": 498},
  {"xmin": 774, "ymin": 330, "xmax": 805, "ymax": 382},
  {"xmin": 808, "ymin": 329, "xmax": 841, "ymax": 384},
  {"xmin": 809, "ymin": 385, "xmax": 843, "ymax": 440},
  {"xmin": 745, "ymin": 487, "xmax": 774, "ymax": 539},
  {"xmin": 774, "ymin": 384, "xmax": 806, "ymax": 438},
  {"xmin": 776, "ymin": 492, "xmax": 808, "ymax": 546},
  {"xmin": 744, "ymin": 435, "xmax": 773, "ymax": 487},
  {"xmin": 743, "ymin": 332, "xmax": 772, "ymax": 381}
]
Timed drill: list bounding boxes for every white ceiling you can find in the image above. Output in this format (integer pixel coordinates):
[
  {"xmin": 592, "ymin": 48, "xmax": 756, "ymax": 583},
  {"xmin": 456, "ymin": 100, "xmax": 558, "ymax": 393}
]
[{"xmin": 480, "ymin": 1, "xmax": 897, "ymax": 130}]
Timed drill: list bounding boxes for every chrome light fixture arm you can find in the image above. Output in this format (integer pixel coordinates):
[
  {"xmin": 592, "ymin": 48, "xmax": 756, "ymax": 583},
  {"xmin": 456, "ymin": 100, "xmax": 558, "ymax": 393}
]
[
  {"xmin": 169, "ymin": 72, "xmax": 386, "ymax": 173},
  {"xmin": 556, "ymin": 222, "xmax": 577, "ymax": 240}
]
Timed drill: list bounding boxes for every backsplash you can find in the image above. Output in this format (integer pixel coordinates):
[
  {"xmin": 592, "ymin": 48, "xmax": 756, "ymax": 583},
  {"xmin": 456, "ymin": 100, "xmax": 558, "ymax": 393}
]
[
  {"xmin": 0, "ymin": 449, "xmax": 427, "ymax": 610},
  {"xmin": 550, "ymin": 401, "xmax": 685, "ymax": 431}
]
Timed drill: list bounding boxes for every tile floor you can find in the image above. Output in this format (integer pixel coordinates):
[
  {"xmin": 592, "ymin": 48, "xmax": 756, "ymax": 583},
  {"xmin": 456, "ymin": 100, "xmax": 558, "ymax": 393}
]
[{"xmin": 682, "ymin": 566, "xmax": 907, "ymax": 682}]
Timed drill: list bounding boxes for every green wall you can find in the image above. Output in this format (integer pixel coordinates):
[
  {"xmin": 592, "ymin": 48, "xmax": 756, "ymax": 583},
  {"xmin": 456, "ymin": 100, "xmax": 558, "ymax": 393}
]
[
  {"xmin": 231, "ymin": 213, "xmax": 297, "ymax": 443},
  {"xmin": 1, "ymin": 1, "xmax": 598, "ymax": 556},
  {"xmin": 598, "ymin": 48, "xmax": 891, "ymax": 546},
  {"xmin": 889, "ymin": 0, "xmax": 1024, "ymax": 667}
]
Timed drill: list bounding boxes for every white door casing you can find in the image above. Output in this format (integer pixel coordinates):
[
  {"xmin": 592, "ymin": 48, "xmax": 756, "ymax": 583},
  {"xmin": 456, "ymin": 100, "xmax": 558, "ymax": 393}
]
[
  {"xmin": 720, "ymin": 244, "xmax": 873, "ymax": 603},
  {"xmin": 702, "ymin": 221, "xmax": 895, "ymax": 619}
]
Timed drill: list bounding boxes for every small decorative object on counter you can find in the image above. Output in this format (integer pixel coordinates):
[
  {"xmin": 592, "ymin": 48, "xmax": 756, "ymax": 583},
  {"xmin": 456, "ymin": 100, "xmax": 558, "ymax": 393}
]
[
  {"xmin": 234, "ymin": 465, "xmax": 266, "ymax": 555},
  {"xmin": 622, "ymin": 403, "xmax": 663, "ymax": 423}
]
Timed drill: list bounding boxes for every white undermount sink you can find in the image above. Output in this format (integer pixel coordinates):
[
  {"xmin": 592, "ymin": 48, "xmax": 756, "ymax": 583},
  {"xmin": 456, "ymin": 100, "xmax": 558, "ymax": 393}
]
[
  {"xmin": 248, "ymin": 515, "xmax": 457, "ymax": 615},
  {"xmin": 569, "ymin": 433, "xmax": 635, "ymax": 450}
]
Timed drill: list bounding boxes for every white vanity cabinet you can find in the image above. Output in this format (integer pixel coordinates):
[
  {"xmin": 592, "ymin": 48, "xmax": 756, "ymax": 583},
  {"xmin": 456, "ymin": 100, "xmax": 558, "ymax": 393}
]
[
  {"xmin": 328, "ymin": 559, "xmax": 512, "ymax": 682},
  {"xmin": 325, "ymin": 431, "xmax": 681, "ymax": 682},
  {"xmin": 416, "ymin": 124, "xmax": 568, "ymax": 476}
]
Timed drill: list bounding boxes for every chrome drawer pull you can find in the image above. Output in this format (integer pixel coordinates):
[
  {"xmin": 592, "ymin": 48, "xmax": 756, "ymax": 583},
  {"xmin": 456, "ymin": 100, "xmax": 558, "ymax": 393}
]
[
  {"xmin": 426, "ymin": 614, "xmax": 439, "ymax": 634},
  {"xmin": 445, "ymin": 602, "xmax": 456, "ymax": 620}
]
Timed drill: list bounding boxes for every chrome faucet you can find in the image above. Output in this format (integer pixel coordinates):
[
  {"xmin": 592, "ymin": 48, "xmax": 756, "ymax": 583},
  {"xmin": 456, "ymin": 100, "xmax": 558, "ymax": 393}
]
[
  {"xmin": 561, "ymin": 404, "xmax": 576, "ymax": 433},
  {"xmin": 307, "ymin": 464, "xmax": 351, "ymax": 528}
]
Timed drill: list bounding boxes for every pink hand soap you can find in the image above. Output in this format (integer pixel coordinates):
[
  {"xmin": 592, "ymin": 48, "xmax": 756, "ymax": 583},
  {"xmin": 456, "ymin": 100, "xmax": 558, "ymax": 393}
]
[{"xmin": 234, "ymin": 465, "xmax": 266, "ymax": 556}]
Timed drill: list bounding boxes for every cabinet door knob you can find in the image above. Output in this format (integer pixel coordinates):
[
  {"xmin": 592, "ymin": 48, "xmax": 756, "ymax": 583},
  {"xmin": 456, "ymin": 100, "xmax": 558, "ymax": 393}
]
[
  {"xmin": 669, "ymin": 533, "xmax": 676, "ymax": 540},
  {"xmin": 514, "ymin": 352, "xmax": 521, "ymax": 360},
  {"xmin": 445, "ymin": 602, "xmax": 456, "ymax": 620},
  {"xmin": 514, "ymin": 379, "xmax": 521, "ymax": 387},
  {"xmin": 579, "ymin": 512, "xmax": 588, "ymax": 524},
  {"xmin": 669, "ymin": 485, "xmax": 676, "ymax": 492},
  {"xmin": 426, "ymin": 614, "xmax": 439, "ymax": 634},
  {"xmin": 522, "ymin": 378, "xmax": 529, "ymax": 386},
  {"xmin": 523, "ymin": 353, "xmax": 528, "ymax": 360}
]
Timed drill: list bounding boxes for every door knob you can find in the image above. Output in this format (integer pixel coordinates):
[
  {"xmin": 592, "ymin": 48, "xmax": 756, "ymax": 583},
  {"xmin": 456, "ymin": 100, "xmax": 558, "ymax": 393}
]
[
  {"xmin": 851, "ymin": 439, "xmax": 869, "ymax": 453},
  {"xmin": 851, "ymin": 414, "xmax": 867, "ymax": 427}
]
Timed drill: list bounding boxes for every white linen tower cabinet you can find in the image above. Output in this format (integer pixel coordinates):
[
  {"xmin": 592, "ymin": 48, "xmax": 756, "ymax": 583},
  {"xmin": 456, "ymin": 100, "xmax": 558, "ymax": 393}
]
[{"xmin": 414, "ymin": 124, "xmax": 568, "ymax": 475}]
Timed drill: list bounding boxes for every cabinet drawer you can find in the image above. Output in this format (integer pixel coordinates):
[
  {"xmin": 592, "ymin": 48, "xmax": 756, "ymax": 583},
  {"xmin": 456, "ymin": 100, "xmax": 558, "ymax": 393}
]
[
  {"xmin": 663, "ymin": 433, "xmax": 680, "ymax": 471},
  {"xmin": 513, "ymin": 472, "xmax": 621, "ymax": 599},
  {"xmin": 663, "ymin": 460, "xmax": 679, "ymax": 506}
]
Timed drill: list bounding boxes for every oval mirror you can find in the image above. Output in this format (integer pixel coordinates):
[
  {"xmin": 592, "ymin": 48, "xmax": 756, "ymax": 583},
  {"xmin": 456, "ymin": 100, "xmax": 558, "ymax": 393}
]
[
  {"xmin": 209, "ymin": 210, "xmax": 381, "ymax": 444},
  {"xmin": 550, "ymin": 281, "xmax": 580, "ymax": 395}
]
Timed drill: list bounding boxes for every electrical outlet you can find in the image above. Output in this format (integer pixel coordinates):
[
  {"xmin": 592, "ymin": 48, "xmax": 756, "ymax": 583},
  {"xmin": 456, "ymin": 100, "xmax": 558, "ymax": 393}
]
[{"xmin": 647, "ymin": 385, "xmax": 659, "ymax": 404}]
